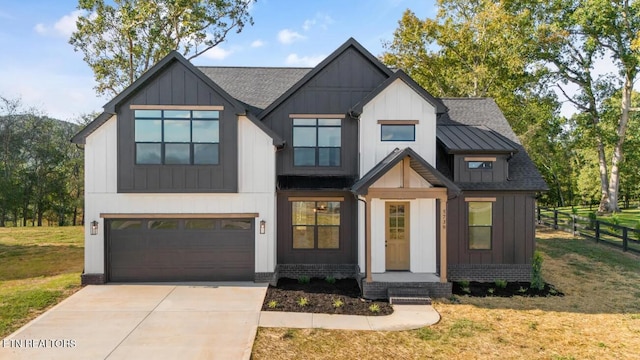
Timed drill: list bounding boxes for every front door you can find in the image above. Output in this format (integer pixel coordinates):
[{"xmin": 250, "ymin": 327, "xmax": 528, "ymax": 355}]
[{"xmin": 385, "ymin": 202, "xmax": 410, "ymax": 270}]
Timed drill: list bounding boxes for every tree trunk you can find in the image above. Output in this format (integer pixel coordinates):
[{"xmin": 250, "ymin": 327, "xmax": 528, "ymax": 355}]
[
  {"xmin": 596, "ymin": 140, "xmax": 610, "ymax": 213},
  {"xmin": 608, "ymin": 74, "xmax": 633, "ymax": 212},
  {"xmin": 72, "ymin": 206, "xmax": 78, "ymax": 226}
]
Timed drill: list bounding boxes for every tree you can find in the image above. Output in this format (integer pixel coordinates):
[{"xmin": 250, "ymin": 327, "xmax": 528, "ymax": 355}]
[{"xmin": 70, "ymin": 0, "xmax": 254, "ymax": 96}]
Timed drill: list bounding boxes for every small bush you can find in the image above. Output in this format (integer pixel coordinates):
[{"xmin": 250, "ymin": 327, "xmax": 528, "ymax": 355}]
[
  {"xmin": 518, "ymin": 286, "xmax": 527, "ymax": 294},
  {"xmin": 297, "ymin": 297, "xmax": 309, "ymax": 307},
  {"xmin": 531, "ymin": 251, "xmax": 545, "ymax": 291},
  {"xmin": 487, "ymin": 288, "xmax": 495, "ymax": 295},
  {"xmin": 297, "ymin": 276, "xmax": 310, "ymax": 284},
  {"xmin": 368, "ymin": 303, "xmax": 380, "ymax": 313},
  {"xmin": 325, "ymin": 276, "xmax": 336, "ymax": 284},
  {"xmin": 495, "ymin": 279, "xmax": 508, "ymax": 289},
  {"xmin": 332, "ymin": 298, "xmax": 344, "ymax": 308},
  {"xmin": 458, "ymin": 280, "xmax": 470, "ymax": 288},
  {"xmin": 267, "ymin": 300, "xmax": 278, "ymax": 308}
]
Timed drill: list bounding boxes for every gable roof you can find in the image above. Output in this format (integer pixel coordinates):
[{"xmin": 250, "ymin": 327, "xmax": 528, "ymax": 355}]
[
  {"xmin": 438, "ymin": 98, "xmax": 548, "ymax": 191},
  {"xmin": 352, "ymin": 147, "xmax": 460, "ymax": 196},
  {"xmin": 437, "ymin": 125, "xmax": 519, "ymax": 154},
  {"xmin": 71, "ymin": 51, "xmax": 285, "ymax": 146},
  {"xmin": 257, "ymin": 37, "xmax": 395, "ymax": 119},
  {"xmin": 198, "ymin": 66, "xmax": 311, "ymax": 113},
  {"xmin": 351, "ymin": 70, "xmax": 448, "ymax": 114}
]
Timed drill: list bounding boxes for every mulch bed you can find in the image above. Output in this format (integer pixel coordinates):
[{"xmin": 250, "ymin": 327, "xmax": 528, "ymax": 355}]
[
  {"xmin": 452, "ymin": 281, "xmax": 564, "ymax": 297},
  {"xmin": 262, "ymin": 278, "xmax": 393, "ymax": 316}
]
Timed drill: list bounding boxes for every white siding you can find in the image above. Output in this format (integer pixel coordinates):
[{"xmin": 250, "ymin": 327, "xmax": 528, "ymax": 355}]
[
  {"xmin": 83, "ymin": 115, "xmax": 277, "ymax": 275},
  {"xmin": 359, "ymin": 78, "xmax": 437, "ymax": 175}
]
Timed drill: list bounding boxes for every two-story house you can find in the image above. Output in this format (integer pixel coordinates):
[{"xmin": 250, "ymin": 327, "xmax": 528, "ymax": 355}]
[{"xmin": 71, "ymin": 38, "xmax": 547, "ymax": 299}]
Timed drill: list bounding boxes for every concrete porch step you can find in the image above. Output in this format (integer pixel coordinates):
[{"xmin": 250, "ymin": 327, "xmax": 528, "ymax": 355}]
[{"xmin": 387, "ymin": 287, "xmax": 431, "ymax": 305}]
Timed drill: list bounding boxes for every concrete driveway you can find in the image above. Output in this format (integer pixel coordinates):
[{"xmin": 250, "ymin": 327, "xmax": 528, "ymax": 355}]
[{"xmin": 0, "ymin": 283, "xmax": 267, "ymax": 360}]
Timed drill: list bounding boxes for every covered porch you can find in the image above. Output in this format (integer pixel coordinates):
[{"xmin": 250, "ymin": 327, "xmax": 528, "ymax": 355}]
[{"xmin": 352, "ymin": 148, "xmax": 459, "ymax": 299}]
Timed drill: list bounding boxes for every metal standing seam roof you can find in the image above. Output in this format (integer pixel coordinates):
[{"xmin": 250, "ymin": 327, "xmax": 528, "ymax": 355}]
[
  {"xmin": 437, "ymin": 125, "xmax": 520, "ymax": 154},
  {"xmin": 351, "ymin": 147, "xmax": 460, "ymax": 196}
]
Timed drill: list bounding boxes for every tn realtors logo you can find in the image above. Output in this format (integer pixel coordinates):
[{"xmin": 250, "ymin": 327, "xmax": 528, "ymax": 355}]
[{"xmin": 2, "ymin": 338, "xmax": 76, "ymax": 348}]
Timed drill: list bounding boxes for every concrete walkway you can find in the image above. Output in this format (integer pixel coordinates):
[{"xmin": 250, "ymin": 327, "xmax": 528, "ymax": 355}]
[
  {"xmin": 0, "ymin": 283, "xmax": 267, "ymax": 360},
  {"xmin": 259, "ymin": 304, "xmax": 440, "ymax": 331}
]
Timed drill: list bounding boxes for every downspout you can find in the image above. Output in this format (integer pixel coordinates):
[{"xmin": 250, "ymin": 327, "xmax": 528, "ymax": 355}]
[{"xmin": 356, "ymin": 195, "xmax": 368, "ymax": 286}]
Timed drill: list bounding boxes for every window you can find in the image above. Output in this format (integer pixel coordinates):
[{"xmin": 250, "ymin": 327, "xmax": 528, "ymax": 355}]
[
  {"xmin": 467, "ymin": 161, "xmax": 493, "ymax": 170},
  {"xmin": 293, "ymin": 118, "xmax": 341, "ymax": 166},
  {"xmin": 381, "ymin": 124, "xmax": 415, "ymax": 141},
  {"xmin": 292, "ymin": 201, "xmax": 340, "ymax": 249},
  {"xmin": 468, "ymin": 202, "xmax": 492, "ymax": 249},
  {"xmin": 134, "ymin": 110, "xmax": 219, "ymax": 165}
]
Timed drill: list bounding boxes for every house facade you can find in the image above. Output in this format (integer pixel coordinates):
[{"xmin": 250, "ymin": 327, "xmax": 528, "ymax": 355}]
[{"xmin": 72, "ymin": 38, "xmax": 547, "ymax": 299}]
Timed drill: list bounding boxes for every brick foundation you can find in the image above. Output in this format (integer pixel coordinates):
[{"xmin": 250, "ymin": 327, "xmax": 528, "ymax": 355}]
[
  {"xmin": 358, "ymin": 274, "xmax": 453, "ymax": 300},
  {"xmin": 254, "ymin": 272, "xmax": 277, "ymax": 285},
  {"xmin": 275, "ymin": 264, "xmax": 359, "ymax": 280},
  {"xmin": 81, "ymin": 273, "xmax": 106, "ymax": 285},
  {"xmin": 447, "ymin": 264, "xmax": 532, "ymax": 282}
]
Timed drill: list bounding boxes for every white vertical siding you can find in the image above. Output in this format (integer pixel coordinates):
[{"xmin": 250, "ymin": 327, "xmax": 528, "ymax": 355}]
[
  {"xmin": 359, "ymin": 78, "xmax": 437, "ymax": 175},
  {"xmin": 410, "ymin": 199, "xmax": 437, "ymax": 273},
  {"xmin": 371, "ymin": 199, "xmax": 386, "ymax": 273},
  {"xmin": 83, "ymin": 115, "xmax": 278, "ymax": 275}
]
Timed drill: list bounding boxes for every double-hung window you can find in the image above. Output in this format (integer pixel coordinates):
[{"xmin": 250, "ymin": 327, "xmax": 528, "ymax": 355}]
[
  {"xmin": 293, "ymin": 118, "xmax": 341, "ymax": 166},
  {"xmin": 292, "ymin": 200, "xmax": 340, "ymax": 249},
  {"xmin": 467, "ymin": 200, "xmax": 493, "ymax": 250},
  {"xmin": 134, "ymin": 109, "xmax": 220, "ymax": 165}
]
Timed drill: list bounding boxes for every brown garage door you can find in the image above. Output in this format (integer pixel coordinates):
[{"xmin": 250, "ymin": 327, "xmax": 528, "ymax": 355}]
[{"xmin": 107, "ymin": 218, "xmax": 254, "ymax": 282}]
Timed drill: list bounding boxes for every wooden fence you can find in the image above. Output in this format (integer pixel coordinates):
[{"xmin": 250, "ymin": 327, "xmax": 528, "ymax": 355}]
[{"xmin": 537, "ymin": 207, "xmax": 640, "ymax": 254}]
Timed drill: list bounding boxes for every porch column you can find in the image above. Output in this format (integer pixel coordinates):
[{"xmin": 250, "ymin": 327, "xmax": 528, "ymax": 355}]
[
  {"xmin": 439, "ymin": 196, "xmax": 448, "ymax": 283},
  {"xmin": 365, "ymin": 195, "xmax": 372, "ymax": 282}
]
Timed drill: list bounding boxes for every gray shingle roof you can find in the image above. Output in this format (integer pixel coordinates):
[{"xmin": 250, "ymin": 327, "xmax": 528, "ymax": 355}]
[
  {"xmin": 438, "ymin": 98, "xmax": 548, "ymax": 191},
  {"xmin": 198, "ymin": 66, "xmax": 311, "ymax": 113},
  {"xmin": 437, "ymin": 125, "xmax": 519, "ymax": 154}
]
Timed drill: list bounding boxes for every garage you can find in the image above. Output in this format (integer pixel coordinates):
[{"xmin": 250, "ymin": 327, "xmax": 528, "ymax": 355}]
[{"xmin": 106, "ymin": 217, "xmax": 255, "ymax": 282}]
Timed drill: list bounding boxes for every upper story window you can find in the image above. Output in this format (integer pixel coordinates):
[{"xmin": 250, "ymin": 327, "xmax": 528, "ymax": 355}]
[
  {"xmin": 134, "ymin": 109, "xmax": 220, "ymax": 165},
  {"xmin": 292, "ymin": 117, "xmax": 341, "ymax": 167},
  {"xmin": 378, "ymin": 120, "xmax": 418, "ymax": 141},
  {"xmin": 467, "ymin": 199, "xmax": 495, "ymax": 250},
  {"xmin": 465, "ymin": 157, "xmax": 496, "ymax": 170}
]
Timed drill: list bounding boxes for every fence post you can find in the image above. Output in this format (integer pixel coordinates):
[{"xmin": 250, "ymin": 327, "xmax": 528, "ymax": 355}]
[
  {"xmin": 553, "ymin": 210, "xmax": 558, "ymax": 229},
  {"xmin": 622, "ymin": 228, "xmax": 628, "ymax": 252},
  {"xmin": 572, "ymin": 214, "xmax": 577, "ymax": 235},
  {"xmin": 595, "ymin": 221, "xmax": 600, "ymax": 243},
  {"xmin": 537, "ymin": 207, "xmax": 541, "ymax": 224}
]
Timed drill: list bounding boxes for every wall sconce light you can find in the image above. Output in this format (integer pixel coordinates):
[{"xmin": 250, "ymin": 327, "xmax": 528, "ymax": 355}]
[
  {"xmin": 259, "ymin": 220, "xmax": 266, "ymax": 234},
  {"xmin": 90, "ymin": 220, "xmax": 99, "ymax": 235}
]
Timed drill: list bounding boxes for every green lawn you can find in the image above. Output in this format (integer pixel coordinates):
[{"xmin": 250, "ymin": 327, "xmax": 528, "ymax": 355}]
[
  {"xmin": 0, "ymin": 226, "xmax": 83, "ymax": 337},
  {"xmin": 253, "ymin": 228, "xmax": 640, "ymax": 360},
  {"xmin": 548, "ymin": 205, "xmax": 640, "ymax": 228}
]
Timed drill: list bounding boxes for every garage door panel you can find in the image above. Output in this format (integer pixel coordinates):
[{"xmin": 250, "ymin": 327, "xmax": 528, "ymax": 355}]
[{"xmin": 108, "ymin": 218, "xmax": 255, "ymax": 282}]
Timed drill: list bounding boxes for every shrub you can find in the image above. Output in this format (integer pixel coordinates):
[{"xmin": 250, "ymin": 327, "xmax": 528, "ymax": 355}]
[
  {"xmin": 267, "ymin": 300, "xmax": 278, "ymax": 309},
  {"xmin": 325, "ymin": 276, "xmax": 336, "ymax": 284},
  {"xmin": 495, "ymin": 279, "xmax": 508, "ymax": 289},
  {"xmin": 368, "ymin": 303, "xmax": 380, "ymax": 313},
  {"xmin": 332, "ymin": 298, "xmax": 344, "ymax": 308},
  {"xmin": 297, "ymin": 276, "xmax": 310, "ymax": 284},
  {"xmin": 531, "ymin": 251, "xmax": 544, "ymax": 291},
  {"xmin": 487, "ymin": 288, "xmax": 495, "ymax": 295},
  {"xmin": 297, "ymin": 297, "xmax": 309, "ymax": 307}
]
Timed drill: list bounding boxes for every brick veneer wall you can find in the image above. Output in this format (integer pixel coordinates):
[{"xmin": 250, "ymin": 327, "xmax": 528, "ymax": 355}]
[
  {"xmin": 275, "ymin": 264, "xmax": 359, "ymax": 280},
  {"xmin": 447, "ymin": 264, "xmax": 532, "ymax": 282}
]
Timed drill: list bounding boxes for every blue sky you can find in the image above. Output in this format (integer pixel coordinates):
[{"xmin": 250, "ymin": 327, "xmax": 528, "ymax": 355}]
[{"xmin": 0, "ymin": 0, "xmax": 436, "ymax": 121}]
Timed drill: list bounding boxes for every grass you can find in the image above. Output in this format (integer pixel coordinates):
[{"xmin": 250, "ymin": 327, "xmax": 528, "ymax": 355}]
[
  {"xmin": 0, "ymin": 226, "xmax": 83, "ymax": 337},
  {"xmin": 546, "ymin": 205, "xmax": 640, "ymax": 228},
  {"xmin": 252, "ymin": 227, "xmax": 640, "ymax": 360}
]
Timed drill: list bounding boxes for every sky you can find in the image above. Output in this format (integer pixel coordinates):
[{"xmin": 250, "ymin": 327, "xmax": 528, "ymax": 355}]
[{"xmin": 0, "ymin": 0, "xmax": 436, "ymax": 121}]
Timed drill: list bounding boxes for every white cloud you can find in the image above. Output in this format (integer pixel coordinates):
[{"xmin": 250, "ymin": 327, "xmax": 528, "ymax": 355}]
[
  {"xmin": 302, "ymin": 19, "xmax": 315, "ymax": 32},
  {"xmin": 34, "ymin": 10, "xmax": 83, "ymax": 37},
  {"xmin": 285, "ymin": 53, "xmax": 325, "ymax": 67},
  {"xmin": 250, "ymin": 39, "xmax": 265, "ymax": 48},
  {"xmin": 201, "ymin": 46, "xmax": 233, "ymax": 60},
  {"xmin": 277, "ymin": 29, "xmax": 305, "ymax": 45},
  {"xmin": 302, "ymin": 13, "xmax": 334, "ymax": 31}
]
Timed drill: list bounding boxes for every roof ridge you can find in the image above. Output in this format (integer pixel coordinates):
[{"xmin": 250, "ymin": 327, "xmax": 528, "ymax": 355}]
[
  {"xmin": 197, "ymin": 65, "xmax": 313, "ymax": 70},
  {"xmin": 438, "ymin": 97, "xmax": 491, "ymax": 100}
]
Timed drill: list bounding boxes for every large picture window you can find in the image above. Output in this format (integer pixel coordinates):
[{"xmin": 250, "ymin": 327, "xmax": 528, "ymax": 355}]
[
  {"xmin": 293, "ymin": 118, "xmax": 341, "ymax": 166},
  {"xmin": 292, "ymin": 201, "xmax": 340, "ymax": 249},
  {"xmin": 134, "ymin": 110, "xmax": 219, "ymax": 165},
  {"xmin": 468, "ymin": 201, "xmax": 492, "ymax": 250}
]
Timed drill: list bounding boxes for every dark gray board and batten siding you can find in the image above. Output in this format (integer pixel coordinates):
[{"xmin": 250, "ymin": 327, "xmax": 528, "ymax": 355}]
[
  {"xmin": 262, "ymin": 47, "xmax": 389, "ymax": 178},
  {"xmin": 446, "ymin": 192, "xmax": 537, "ymax": 266},
  {"xmin": 117, "ymin": 60, "xmax": 238, "ymax": 193},
  {"xmin": 453, "ymin": 154, "xmax": 509, "ymax": 183}
]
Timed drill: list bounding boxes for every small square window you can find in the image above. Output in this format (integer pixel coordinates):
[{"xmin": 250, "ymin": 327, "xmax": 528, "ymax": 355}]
[
  {"xmin": 467, "ymin": 161, "xmax": 493, "ymax": 169},
  {"xmin": 381, "ymin": 124, "xmax": 415, "ymax": 141}
]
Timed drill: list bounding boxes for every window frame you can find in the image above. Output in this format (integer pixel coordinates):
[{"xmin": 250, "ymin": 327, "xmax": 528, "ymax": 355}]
[
  {"xmin": 291, "ymin": 199, "xmax": 341, "ymax": 250},
  {"xmin": 466, "ymin": 199, "xmax": 495, "ymax": 250},
  {"xmin": 133, "ymin": 109, "xmax": 220, "ymax": 165},
  {"xmin": 292, "ymin": 117, "xmax": 342, "ymax": 167}
]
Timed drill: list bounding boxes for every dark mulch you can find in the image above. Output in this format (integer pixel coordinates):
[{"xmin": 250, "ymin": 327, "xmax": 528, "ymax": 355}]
[
  {"xmin": 452, "ymin": 281, "xmax": 564, "ymax": 297},
  {"xmin": 262, "ymin": 278, "xmax": 393, "ymax": 316}
]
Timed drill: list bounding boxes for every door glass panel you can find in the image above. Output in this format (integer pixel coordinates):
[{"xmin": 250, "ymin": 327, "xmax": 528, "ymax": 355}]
[
  {"xmin": 148, "ymin": 220, "xmax": 179, "ymax": 229},
  {"xmin": 110, "ymin": 220, "xmax": 142, "ymax": 230},
  {"xmin": 185, "ymin": 219, "xmax": 215, "ymax": 230},
  {"xmin": 221, "ymin": 219, "xmax": 252, "ymax": 230}
]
